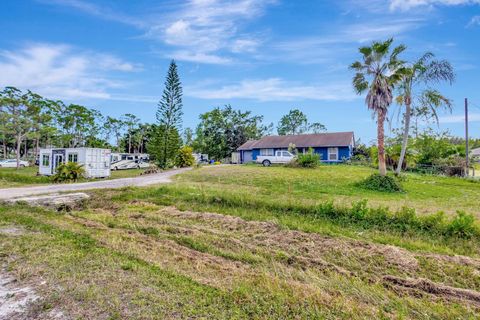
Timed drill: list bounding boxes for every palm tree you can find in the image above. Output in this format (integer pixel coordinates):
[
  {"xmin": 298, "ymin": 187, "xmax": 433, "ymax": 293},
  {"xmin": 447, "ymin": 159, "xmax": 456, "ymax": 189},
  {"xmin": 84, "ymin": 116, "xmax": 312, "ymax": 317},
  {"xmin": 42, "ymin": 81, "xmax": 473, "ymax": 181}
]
[
  {"xmin": 350, "ymin": 38, "xmax": 406, "ymax": 176},
  {"xmin": 395, "ymin": 53, "xmax": 454, "ymax": 174}
]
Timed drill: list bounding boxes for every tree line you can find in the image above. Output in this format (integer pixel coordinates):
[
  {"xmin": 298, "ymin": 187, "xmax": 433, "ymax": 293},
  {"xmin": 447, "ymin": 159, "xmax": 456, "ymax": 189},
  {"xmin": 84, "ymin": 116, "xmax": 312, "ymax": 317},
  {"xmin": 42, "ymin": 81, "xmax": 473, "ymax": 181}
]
[
  {"xmin": 0, "ymin": 61, "xmax": 327, "ymax": 169},
  {"xmin": 1, "ymin": 39, "xmax": 465, "ymax": 173}
]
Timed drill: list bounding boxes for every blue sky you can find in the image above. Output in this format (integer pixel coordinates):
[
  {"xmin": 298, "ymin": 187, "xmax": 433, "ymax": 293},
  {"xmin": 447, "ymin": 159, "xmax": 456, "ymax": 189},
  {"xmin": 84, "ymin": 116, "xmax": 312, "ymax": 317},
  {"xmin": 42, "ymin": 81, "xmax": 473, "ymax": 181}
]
[{"xmin": 1, "ymin": 0, "xmax": 479, "ymax": 143}]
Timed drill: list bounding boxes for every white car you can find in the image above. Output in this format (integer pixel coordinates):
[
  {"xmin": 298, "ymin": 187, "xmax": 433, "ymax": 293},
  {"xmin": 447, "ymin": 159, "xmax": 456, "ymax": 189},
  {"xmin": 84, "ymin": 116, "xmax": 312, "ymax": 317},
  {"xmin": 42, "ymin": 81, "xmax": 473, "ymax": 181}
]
[
  {"xmin": 256, "ymin": 151, "xmax": 295, "ymax": 166},
  {"xmin": 0, "ymin": 159, "xmax": 30, "ymax": 168}
]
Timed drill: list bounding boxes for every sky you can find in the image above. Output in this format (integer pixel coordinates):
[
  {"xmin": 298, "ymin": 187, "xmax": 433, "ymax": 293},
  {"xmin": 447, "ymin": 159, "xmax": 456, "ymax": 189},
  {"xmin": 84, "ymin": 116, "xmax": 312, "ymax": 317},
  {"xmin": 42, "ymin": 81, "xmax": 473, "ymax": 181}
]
[{"xmin": 1, "ymin": 0, "xmax": 479, "ymax": 143}]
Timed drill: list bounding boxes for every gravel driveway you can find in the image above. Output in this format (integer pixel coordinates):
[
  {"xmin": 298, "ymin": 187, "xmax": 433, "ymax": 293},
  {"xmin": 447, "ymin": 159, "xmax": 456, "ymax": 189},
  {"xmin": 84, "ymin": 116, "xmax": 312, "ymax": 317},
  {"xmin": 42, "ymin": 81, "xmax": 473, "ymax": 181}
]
[{"xmin": 0, "ymin": 167, "xmax": 192, "ymax": 200}]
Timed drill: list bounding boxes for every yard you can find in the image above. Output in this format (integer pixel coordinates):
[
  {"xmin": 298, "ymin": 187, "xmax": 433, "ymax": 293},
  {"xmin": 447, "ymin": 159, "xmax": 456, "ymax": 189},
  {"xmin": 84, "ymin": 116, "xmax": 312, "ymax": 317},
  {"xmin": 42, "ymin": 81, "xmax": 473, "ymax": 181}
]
[
  {"xmin": 1, "ymin": 164, "xmax": 480, "ymax": 319},
  {"xmin": 175, "ymin": 164, "xmax": 480, "ymax": 218},
  {"xmin": 0, "ymin": 166, "xmax": 147, "ymax": 187}
]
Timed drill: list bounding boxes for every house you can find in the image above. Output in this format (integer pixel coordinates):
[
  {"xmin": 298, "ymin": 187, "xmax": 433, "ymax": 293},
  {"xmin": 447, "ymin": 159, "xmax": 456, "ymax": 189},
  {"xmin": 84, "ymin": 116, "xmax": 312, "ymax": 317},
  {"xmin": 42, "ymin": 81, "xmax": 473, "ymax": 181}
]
[
  {"xmin": 39, "ymin": 147, "xmax": 111, "ymax": 178},
  {"xmin": 237, "ymin": 132, "xmax": 355, "ymax": 164}
]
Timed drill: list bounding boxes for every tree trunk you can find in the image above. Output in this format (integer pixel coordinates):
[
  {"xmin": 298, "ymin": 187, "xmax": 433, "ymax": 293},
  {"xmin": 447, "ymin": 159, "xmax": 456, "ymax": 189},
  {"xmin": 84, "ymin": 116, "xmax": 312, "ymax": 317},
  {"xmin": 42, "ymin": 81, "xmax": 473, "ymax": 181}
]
[
  {"xmin": 2, "ymin": 137, "xmax": 6, "ymax": 159},
  {"xmin": 24, "ymin": 138, "xmax": 27, "ymax": 159},
  {"xmin": 16, "ymin": 134, "xmax": 21, "ymax": 170},
  {"xmin": 34, "ymin": 138, "xmax": 39, "ymax": 162},
  {"xmin": 396, "ymin": 100, "xmax": 411, "ymax": 175},
  {"xmin": 163, "ymin": 128, "xmax": 169, "ymax": 168},
  {"xmin": 377, "ymin": 109, "xmax": 387, "ymax": 176}
]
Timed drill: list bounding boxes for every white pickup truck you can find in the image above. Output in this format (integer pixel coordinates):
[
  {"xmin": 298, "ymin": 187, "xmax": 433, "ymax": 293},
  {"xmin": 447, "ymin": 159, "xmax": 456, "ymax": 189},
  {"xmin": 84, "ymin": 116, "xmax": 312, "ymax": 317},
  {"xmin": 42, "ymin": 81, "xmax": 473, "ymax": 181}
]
[{"xmin": 256, "ymin": 151, "xmax": 295, "ymax": 166}]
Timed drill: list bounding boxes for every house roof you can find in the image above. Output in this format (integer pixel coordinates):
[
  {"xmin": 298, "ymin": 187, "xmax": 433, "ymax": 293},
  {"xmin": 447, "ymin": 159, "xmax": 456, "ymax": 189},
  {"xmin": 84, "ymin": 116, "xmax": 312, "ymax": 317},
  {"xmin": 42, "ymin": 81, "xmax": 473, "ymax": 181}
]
[
  {"xmin": 471, "ymin": 147, "xmax": 480, "ymax": 156},
  {"xmin": 237, "ymin": 132, "xmax": 354, "ymax": 150}
]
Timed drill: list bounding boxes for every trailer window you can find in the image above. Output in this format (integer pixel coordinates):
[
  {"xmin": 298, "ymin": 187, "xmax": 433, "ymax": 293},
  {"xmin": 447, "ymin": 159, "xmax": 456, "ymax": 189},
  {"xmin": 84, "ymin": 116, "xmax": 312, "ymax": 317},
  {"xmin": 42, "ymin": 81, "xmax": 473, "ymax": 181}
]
[
  {"xmin": 42, "ymin": 155, "xmax": 50, "ymax": 167},
  {"xmin": 68, "ymin": 153, "xmax": 78, "ymax": 163}
]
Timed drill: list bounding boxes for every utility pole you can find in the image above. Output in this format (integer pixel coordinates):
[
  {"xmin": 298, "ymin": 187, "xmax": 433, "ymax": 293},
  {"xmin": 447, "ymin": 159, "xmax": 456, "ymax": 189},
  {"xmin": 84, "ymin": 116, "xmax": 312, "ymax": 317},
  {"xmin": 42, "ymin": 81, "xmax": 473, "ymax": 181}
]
[{"xmin": 465, "ymin": 98, "xmax": 469, "ymax": 177}]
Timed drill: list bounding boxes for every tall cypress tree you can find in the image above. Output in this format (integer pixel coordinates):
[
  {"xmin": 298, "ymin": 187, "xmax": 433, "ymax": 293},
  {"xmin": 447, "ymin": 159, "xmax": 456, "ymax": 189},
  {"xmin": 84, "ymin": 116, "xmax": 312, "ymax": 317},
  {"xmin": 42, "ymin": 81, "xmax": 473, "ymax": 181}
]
[{"xmin": 156, "ymin": 60, "xmax": 183, "ymax": 168}]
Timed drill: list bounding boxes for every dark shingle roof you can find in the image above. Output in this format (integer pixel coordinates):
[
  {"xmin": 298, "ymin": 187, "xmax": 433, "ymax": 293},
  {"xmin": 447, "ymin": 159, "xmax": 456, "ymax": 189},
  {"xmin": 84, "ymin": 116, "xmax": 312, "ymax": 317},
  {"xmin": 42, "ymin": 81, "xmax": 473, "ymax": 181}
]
[
  {"xmin": 237, "ymin": 132, "xmax": 354, "ymax": 150},
  {"xmin": 237, "ymin": 139, "xmax": 259, "ymax": 151}
]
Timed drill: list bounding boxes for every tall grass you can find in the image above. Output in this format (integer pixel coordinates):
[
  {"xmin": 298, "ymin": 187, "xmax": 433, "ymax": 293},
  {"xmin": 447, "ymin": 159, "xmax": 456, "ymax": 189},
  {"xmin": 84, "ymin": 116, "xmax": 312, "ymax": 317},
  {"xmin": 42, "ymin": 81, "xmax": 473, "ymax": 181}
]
[{"xmin": 116, "ymin": 185, "xmax": 480, "ymax": 241}]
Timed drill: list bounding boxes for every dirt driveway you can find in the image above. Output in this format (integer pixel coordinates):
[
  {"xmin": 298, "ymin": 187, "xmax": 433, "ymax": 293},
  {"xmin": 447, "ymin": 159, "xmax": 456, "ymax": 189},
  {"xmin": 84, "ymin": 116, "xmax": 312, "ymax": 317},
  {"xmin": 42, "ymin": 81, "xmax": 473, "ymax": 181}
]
[{"xmin": 0, "ymin": 167, "xmax": 192, "ymax": 200}]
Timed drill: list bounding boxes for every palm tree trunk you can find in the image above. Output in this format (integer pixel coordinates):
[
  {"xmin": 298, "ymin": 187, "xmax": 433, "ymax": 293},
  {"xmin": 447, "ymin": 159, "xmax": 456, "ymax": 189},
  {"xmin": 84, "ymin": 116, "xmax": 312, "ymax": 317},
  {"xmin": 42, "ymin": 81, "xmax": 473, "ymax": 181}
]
[
  {"xmin": 396, "ymin": 101, "xmax": 411, "ymax": 175},
  {"xmin": 377, "ymin": 109, "xmax": 387, "ymax": 176}
]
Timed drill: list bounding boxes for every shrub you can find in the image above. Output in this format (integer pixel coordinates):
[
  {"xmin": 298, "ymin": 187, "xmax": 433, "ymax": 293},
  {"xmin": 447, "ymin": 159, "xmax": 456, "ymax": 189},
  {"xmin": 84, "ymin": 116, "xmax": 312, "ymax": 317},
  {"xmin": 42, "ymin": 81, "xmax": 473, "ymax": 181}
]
[
  {"xmin": 447, "ymin": 211, "xmax": 478, "ymax": 238},
  {"xmin": 52, "ymin": 162, "xmax": 85, "ymax": 183},
  {"xmin": 175, "ymin": 146, "xmax": 195, "ymax": 168},
  {"xmin": 356, "ymin": 173, "xmax": 403, "ymax": 192},
  {"xmin": 296, "ymin": 148, "xmax": 320, "ymax": 168}
]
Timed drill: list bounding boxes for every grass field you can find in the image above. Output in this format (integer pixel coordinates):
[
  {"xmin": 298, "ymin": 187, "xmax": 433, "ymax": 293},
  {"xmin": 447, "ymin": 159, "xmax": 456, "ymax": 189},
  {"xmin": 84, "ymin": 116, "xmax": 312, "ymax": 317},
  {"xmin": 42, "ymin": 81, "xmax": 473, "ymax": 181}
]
[
  {"xmin": 175, "ymin": 165, "xmax": 480, "ymax": 217},
  {"xmin": 0, "ymin": 166, "xmax": 146, "ymax": 187},
  {"xmin": 1, "ymin": 164, "xmax": 480, "ymax": 319}
]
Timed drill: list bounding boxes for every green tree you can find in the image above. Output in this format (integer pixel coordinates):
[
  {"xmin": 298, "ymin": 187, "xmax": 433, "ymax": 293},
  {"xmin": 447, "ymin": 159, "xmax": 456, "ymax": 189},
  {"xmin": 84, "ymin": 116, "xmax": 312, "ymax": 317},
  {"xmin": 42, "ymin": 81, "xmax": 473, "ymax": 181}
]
[
  {"xmin": 104, "ymin": 116, "xmax": 125, "ymax": 152},
  {"xmin": 148, "ymin": 124, "xmax": 181, "ymax": 167},
  {"xmin": 395, "ymin": 53, "xmax": 454, "ymax": 174},
  {"xmin": 122, "ymin": 113, "xmax": 140, "ymax": 153},
  {"xmin": 183, "ymin": 127, "xmax": 194, "ymax": 147},
  {"xmin": 55, "ymin": 103, "xmax": 101, "ymax": 148},
  {"xmin": 193, "ymin": 105, "xmax": 269, "ymax": 160},
  {"xmin": 350, "ymin": 38, "xmax": 406, "ymax": 176},
  {"xmin": 155, "ymin": 60, "xmax": 183, "ymax": 168},
  {"xmin": 309, "ymin": 122, "xmax": 327, "ymax": 133},
  {"xmin": 277, "ymin": 109, "xmax": 308, "ymax": 135},
  {"xmin": 0, "ymin": 87, "xmax": 36, "ymax": 168}
]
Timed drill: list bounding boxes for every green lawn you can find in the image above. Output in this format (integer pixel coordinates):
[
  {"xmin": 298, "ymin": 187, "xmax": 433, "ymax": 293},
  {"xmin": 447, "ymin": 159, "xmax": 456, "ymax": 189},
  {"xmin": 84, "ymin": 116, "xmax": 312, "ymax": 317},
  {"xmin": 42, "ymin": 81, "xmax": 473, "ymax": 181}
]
[
  {"xmin": 0, "ymin": 166, "xmax": 146, "ymax": 187},
  {"xmin": 175, "ymin": 165, "xmax": 480, "ymax": 217},
  {"xmin": 1, "ymin": 164, "xmax": 480, "ymax": 318}
]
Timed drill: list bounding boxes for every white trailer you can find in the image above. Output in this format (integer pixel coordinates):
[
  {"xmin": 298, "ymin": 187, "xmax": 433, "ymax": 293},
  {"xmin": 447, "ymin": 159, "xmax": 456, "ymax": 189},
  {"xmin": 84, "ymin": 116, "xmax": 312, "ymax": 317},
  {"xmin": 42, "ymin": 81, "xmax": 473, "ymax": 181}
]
[{"xmin": 38, "ymin": 148, "xmax": 111, "ymax": 178}]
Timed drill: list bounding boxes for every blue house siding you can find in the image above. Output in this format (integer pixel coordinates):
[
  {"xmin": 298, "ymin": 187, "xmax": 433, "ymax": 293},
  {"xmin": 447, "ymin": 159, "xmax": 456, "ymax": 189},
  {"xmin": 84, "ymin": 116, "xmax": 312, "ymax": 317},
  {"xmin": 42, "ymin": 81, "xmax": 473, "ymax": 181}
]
[
  {"xmin": 312, "ymin": 147, "xmax": 349, "ymax": 162},
  {"xmin": 244, "ymin": 146, "xmax": 352, "ymax": 163}
]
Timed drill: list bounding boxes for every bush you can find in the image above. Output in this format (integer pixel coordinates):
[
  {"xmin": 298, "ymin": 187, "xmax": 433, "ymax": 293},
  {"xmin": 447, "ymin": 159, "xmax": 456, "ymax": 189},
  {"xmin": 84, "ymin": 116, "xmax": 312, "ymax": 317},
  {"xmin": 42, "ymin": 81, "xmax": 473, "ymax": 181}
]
[
  {"xmin": 176, "ymin": 146, "xmax": 195, "ymax": 168},
  {"xmin": 447, "ymin": 211, "xmax": 478, "ymax": 238},
  {"xmin": 296, "ymin": 148, "xmax": 320, "ymax": 168},
  {"xmin": 52, "ymin": 162, "xmax": 85, "ymax": 183},
  {"xmin": 356, "ymin": 173, "xmax": 403, "ymax": 193}
]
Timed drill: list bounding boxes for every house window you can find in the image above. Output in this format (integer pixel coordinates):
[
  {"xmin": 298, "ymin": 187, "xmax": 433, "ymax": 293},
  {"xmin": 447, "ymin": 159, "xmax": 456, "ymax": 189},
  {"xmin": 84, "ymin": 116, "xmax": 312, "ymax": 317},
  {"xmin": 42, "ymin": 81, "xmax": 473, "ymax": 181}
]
[
  {"xmin": 68, "ymin": 153, "xmax": 78, "ymax": 163},
  {"xmin": 260, "ymin": 149, "xmax": 274, "ymax": 156},
  {"xmin": 328, "ymin": 148, "xmax": 338, "ymax": 161},
  {"xmin": 42, "ymin": 155, "xmax": 50, "ymax": 167}
]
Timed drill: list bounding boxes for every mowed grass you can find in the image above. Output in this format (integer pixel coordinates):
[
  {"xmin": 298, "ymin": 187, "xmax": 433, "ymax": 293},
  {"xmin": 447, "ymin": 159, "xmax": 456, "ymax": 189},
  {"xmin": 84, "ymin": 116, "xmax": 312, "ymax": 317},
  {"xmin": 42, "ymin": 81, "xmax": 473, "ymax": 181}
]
[
  {"xmin": 1, "ymin": 165, "xmax": 480, "ymax": 318},
  {"xmin": 1, "ymin": 200, "xmax": 480, "ymax": 319},
  {"xmin": 0, "ymin": 166, "xmax": 146, "ymax": 187},
  {"xmin": 175, "ymin": 165, "xmax": 480, "ymax": 217}
]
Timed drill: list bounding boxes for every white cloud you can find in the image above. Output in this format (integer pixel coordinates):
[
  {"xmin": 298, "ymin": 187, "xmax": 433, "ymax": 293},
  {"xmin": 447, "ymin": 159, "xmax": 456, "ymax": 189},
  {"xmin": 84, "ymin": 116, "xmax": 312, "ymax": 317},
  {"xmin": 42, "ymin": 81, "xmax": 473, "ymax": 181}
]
[
  {"xmin": 439, "ymin": 113, "xmax": 480, "ymax": 123},
  {"xmin": 145, "ymin": 0, "xmax": 275, "ymax": 63},
  {"xmin": 267, "ymin": 18, "xmax": 422, "ymax": 64},
  {"xmin": 41, "ymin": 0, "xmax": 275, "ymax": 64},
  {"xmin": 467, "ymin": 15, "xmax": 480, "ymax": 27},
  {"xmin": 0, "ymin": 43, "xmax": 140, "ymax": 100},
  {"xmin": 390, "ymin": 0, "xmax": 480, "ymax": 11},
  {"xmin": 187, "ymin": 78, "xmax": 357, "ymax": 101},
  {"xmin": 37, "ymin": 0, "xmax": 144, "ymax": 27},
  {"xmin": 170, "ymin": 51, "xmax": 232, "ymax": 65}
]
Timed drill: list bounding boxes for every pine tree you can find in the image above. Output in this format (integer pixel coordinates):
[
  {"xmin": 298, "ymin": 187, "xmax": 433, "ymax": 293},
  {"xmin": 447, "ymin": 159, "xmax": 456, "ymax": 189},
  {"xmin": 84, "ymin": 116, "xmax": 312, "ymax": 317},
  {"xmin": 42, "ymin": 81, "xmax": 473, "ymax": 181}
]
[{"xmin": 155, "ymin": 60, "xmax": 183, "ymax": 168}]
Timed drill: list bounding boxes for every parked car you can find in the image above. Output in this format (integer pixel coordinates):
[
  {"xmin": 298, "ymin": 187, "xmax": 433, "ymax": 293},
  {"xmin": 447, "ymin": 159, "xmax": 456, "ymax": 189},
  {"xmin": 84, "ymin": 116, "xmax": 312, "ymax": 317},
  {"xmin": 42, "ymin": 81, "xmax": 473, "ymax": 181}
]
[
  {"xmin": 0, "ymin": 159, "xmax": 30, "ymax": 168},
  {"xmin": 256, "ymin": 151, "xmax": 295, "ymax": 166}
]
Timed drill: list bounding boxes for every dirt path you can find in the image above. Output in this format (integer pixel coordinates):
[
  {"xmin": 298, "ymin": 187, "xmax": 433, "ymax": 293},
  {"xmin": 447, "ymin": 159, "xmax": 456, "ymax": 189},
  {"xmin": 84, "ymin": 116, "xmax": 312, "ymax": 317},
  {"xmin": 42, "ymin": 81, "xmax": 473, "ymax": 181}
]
[{"xmin": 0, "ymin": 168, "xmax": 192, "ymax": 200}]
